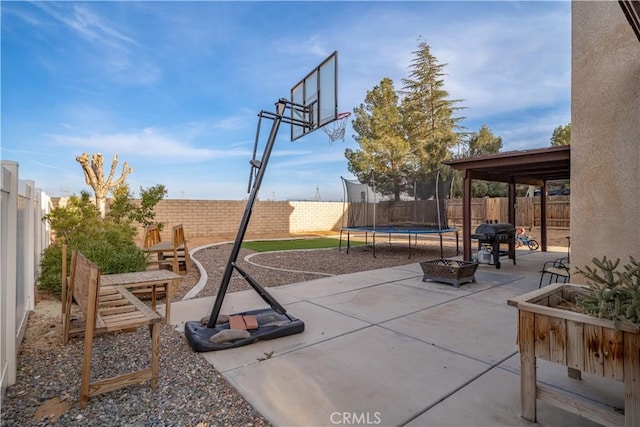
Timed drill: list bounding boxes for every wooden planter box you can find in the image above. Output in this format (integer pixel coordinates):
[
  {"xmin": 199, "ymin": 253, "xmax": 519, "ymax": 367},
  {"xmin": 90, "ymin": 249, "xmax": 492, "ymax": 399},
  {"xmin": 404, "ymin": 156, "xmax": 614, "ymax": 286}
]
[
  {"xmin": 420, "ymin": 259, "xmax": 478, "ymax": 287},
  {"xmin": 508, "ymin": 283, "xmax": 640, "ymax": 427}
]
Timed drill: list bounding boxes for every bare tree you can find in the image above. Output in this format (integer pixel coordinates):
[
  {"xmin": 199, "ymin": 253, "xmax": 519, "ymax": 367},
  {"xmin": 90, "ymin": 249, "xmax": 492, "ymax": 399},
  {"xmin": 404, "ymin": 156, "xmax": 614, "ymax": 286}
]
[{"xmin": 76, "ymin": 153, "xmax": 133, "ymax": 218}]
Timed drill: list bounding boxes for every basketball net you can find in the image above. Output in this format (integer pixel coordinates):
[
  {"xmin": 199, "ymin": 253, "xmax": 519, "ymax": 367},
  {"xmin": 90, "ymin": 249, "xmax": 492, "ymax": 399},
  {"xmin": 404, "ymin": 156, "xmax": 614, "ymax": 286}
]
[{"xmin": 321, "ymin": 112, "xmax": 351, "ymax": 144}]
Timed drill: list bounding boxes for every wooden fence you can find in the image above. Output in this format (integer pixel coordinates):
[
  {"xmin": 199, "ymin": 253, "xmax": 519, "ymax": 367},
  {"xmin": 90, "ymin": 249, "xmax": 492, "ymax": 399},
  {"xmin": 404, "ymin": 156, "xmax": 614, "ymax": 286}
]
[{"xmin": 446, "ymin": 196, "xmax": 570, "ymax": 229}]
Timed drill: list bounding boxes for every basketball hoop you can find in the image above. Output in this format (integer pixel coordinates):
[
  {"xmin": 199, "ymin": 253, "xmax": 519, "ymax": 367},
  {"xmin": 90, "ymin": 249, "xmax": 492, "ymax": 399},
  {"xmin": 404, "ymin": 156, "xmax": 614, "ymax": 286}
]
[{"xmin": 321, "ymin": 112, "xmax": 351, "ymax": 144}]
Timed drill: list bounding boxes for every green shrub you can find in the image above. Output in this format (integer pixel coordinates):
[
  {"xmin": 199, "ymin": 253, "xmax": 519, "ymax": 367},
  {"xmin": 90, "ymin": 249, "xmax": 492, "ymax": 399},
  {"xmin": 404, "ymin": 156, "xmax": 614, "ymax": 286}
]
[
  {"xmin": 575, "ymin": 256, "xmax": 640, "ymax": 327},
  {"xmin": 38, "ymin": 187, "xmax": 161, "ymax": 298},
  {"xmin": 76, "ymin": 238, "xmax": 148, "ymax": 274},
  {"xmin": 38, "ymin": 230, "xmax": 149, "ymax": 297},
  {"xmin": 107, "ymin": 183, "xmax": 167, "ymax": 228},
  {"xmin": 38, "ymin": 244, "xmax": 66, "ymax": 296}
]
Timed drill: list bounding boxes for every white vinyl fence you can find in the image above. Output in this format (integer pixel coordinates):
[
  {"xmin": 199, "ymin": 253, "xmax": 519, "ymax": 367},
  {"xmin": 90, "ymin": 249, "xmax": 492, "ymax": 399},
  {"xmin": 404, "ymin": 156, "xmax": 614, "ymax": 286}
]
[{"xmin": 1, "ymin": 161, "xmax": 51, "ymax": 399}]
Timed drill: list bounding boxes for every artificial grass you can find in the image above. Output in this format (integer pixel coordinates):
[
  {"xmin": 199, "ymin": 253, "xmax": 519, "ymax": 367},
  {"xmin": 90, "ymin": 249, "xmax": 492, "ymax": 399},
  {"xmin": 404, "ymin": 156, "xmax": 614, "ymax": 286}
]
[{"xmin": 241, "ymin": 237, "xmax": 360, "ymax": 252}]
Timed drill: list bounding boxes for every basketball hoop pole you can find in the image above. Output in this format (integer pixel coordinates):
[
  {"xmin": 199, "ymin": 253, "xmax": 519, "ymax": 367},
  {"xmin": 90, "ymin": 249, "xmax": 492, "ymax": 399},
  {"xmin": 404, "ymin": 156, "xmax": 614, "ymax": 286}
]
[
  {"xmin": 184, "ymin": 52, "xmax": 340, "ymax": 351},
  {"xmin": 206, "ymin": 100, "xmax": 289, "ymax": 329}
]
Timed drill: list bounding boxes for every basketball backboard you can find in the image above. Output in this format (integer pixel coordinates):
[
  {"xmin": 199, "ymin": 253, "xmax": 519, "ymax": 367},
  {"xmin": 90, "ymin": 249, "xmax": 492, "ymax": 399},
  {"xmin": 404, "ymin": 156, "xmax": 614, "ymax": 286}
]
[{"xmin": 290, "ymin": 51, "xmax": 338, "ymax": 141}]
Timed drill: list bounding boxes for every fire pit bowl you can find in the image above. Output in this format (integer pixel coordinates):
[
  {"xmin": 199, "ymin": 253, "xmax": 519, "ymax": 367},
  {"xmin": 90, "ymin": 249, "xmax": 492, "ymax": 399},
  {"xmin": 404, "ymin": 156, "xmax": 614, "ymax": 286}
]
[{"xmin": 420, "ymin": 259, "xmax": 479, "ymax": 288}]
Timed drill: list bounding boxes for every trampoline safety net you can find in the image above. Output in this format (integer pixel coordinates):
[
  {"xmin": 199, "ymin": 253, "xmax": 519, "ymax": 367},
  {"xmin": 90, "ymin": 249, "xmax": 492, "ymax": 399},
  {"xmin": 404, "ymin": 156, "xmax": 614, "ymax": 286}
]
[{"xmin": 341, "ymin": 171, "xmax": 453, "ymax": 230}]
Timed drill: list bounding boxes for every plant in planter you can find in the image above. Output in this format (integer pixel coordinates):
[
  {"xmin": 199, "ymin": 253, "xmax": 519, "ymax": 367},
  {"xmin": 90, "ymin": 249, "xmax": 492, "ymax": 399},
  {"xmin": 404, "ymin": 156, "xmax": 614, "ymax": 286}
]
[
  {"xmin": 507, "ymin": 256, "xmax": 640, "ymax": 427},
  {"xmin": 574, "ymin": 256, "xmax": 640, "ymax": 327}
]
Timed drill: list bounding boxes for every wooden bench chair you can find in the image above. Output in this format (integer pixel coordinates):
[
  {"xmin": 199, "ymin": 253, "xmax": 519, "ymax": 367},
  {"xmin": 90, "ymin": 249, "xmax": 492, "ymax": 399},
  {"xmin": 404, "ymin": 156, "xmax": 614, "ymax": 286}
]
[
  {"xmin": 161, "ymin": 224, "xmax": 192, "ymax": 273},
  {"xmin": 142, "ymin": 225, "xmax": 164, "ymax": 268},
  {"xmin": 61, "ymin": 242, "xmax": 111, "ymax": 342},
  {"xmin": 64, "ymin": 249, "xmax": 162, "ymax": 408},
  {"xmin": 143, "ymin": 224, "xmax": 191, "ymax": 274},
  {"xmin": 139, "ymin": 224, "xmax": 175, "ymax": 300},
  {"xmin": 143, "ymin": 224, "xmax": 162, "ymax": 246}
]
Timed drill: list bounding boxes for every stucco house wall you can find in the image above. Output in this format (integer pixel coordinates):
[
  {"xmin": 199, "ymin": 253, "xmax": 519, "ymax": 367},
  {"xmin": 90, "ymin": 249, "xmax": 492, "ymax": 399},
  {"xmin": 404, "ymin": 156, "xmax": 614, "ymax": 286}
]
[{"xmin": 571, "ymin": 1, "xmax": 640, "ymax": 276}]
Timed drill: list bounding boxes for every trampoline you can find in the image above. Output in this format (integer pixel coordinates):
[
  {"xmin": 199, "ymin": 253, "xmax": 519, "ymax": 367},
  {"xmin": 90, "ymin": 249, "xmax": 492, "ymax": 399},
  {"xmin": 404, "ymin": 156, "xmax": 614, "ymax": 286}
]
[
  {"xmin": 341, "ymin": 225, "xmax": 459, "ymax": 258},
  {"xmin": 340, "ymin": 171, "xmax": 459, "ymax": 258}
]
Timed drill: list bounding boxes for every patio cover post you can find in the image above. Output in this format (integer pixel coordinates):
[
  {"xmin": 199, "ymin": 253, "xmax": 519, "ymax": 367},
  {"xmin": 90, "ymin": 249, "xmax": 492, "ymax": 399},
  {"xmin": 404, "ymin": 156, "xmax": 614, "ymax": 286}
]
[
  {"xmin": 463, "ymin": 169, "xmax": 472, "ymax": 261},
  {"xmin": 508, "ymin": 179, "xmax": 516, "ymax": 226},
  {"xmin": 509, "ymin": 178, "xmax": 517, "ymax": 257},
  {"xmin": 540, "ymin": 181, "xmax": 547, "ymax": 251}
]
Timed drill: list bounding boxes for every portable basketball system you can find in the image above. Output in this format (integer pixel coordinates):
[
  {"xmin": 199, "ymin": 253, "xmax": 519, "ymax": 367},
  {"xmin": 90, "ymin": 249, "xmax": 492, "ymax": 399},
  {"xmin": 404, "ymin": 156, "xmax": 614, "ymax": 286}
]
[{"xmin": 185, "ymin": 52, "xmax": 344, "ymax": 352}]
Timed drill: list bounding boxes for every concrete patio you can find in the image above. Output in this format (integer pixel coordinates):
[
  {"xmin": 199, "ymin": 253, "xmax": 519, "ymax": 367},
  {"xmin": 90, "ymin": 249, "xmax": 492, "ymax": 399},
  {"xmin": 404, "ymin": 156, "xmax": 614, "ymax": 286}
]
[{"xmin": 168, "ymin": 249, "xmax": 623, "ymax": 427}]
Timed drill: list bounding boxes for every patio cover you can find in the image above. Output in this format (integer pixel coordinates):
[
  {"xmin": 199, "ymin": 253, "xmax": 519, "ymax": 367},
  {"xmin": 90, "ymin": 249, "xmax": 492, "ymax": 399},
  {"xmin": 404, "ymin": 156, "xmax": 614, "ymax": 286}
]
[{"xmin": 443, "ymin": 145, "xmax": 570, "ymax": 261}]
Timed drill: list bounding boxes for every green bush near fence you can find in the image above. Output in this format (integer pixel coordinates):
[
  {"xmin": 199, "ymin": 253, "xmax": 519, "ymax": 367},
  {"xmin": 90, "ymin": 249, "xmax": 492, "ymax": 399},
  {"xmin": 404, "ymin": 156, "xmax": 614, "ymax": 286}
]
[
  {"xmin": 38, "ymin": 189, "xmax": 161, "ymax": 298},
  {"xmin": 38, "ymin": 237, "xmax": 148, "ymax": 297}
]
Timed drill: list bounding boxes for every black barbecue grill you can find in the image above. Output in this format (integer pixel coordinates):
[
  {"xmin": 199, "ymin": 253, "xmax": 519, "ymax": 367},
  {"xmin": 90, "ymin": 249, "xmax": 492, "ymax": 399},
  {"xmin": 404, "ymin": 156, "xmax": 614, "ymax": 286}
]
[{"xmin": 472, "ymin": 222, "xmax": 516, "ymax": 269}]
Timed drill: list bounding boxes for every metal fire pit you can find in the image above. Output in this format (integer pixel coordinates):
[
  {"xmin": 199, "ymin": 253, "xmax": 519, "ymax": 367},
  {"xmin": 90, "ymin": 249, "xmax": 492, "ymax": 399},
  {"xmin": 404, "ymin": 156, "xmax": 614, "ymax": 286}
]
[
  {"xmin": 420, "ymin": 258, "xmax": 479, "ymax": 287},
  {"xmin": 472, "ymin": 222, "xmax": 516, "ymax": 269}
]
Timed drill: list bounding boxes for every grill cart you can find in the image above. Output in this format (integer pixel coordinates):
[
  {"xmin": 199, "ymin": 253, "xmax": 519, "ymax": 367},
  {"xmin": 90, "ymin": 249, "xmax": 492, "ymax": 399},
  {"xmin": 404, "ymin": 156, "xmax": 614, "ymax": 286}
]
[{"xmin": 472, "ymin": 222, "xmax": 516, "ymax": 269}]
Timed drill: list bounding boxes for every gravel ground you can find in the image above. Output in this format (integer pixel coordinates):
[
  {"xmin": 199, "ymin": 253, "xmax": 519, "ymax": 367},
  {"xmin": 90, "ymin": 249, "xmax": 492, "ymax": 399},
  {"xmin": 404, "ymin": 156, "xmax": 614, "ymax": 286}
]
[
  {"xmin": 175, "ymin": 239, "xmax": 460, "ymax": 300},
  {"xmin": 1, "ymin": 313, "xmax": 269, "ymax": 427},
  {"xmin": 0, "ymin": 238, "xmax": 457, "ymax": 426}
]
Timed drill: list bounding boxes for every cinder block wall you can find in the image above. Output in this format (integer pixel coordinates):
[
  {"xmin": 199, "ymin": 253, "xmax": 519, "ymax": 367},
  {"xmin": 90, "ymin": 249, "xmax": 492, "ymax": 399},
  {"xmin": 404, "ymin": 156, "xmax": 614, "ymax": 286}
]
[{"xmin": 143, "ymin": 200, "xmax": 345, "ymax": 241}]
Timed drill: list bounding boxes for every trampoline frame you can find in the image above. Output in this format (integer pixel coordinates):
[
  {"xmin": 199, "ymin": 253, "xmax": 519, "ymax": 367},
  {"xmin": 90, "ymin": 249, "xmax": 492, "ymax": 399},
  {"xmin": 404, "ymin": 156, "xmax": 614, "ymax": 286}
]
[{"xmin": 339, "ymin": 225, "xmax": 459, "ymax": 258}]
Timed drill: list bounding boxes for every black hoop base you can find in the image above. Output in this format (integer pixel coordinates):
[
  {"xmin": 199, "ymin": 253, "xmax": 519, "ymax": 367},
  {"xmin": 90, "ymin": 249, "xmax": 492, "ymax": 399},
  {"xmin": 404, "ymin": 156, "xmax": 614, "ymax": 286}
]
[{"xmin": 185, "ymin": 308, "xmax": 305, "ymax": 352}]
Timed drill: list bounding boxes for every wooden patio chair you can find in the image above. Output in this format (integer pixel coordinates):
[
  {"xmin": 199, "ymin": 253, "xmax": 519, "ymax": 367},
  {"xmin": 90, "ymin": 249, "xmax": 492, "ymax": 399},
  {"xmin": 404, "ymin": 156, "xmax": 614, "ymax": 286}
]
[
  {"xmin": 142, "ymin": 224, "xmax": 174, "ymax": 272},
  {"xmin": 65, "ymin": 249, "xmax": 162, "ymax": 408},
  {"xmin": 143, "ymin": 224, "xmax": 191, "ymax": 274},
  {"xmin": 161, "ymin": 224, "xmax": 192, "ymax": 273},
  {"xmin": 61, "ymin": 243, "xmax": 114, "ymax": 343},
  {"xmin": 538, "ymin": 236, "xmax": 571, "ymax": 288},
  {"xmin": 539, "ymin": 256, "xmax": 570, "ymax": 288},
  {"xmin": 142, "ymin": 224, "xmax": 162, "ymax": 249},
  {"xmin": 174, "ymin": 224, "xmax": 192, "ymax": 270}
]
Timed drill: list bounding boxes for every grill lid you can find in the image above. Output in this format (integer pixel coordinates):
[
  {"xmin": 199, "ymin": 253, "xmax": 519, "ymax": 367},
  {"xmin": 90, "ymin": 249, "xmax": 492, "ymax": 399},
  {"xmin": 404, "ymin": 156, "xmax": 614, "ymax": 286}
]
[{"xmin": 474, "ymin": 223, "xmax": 515, "ymax": 236}]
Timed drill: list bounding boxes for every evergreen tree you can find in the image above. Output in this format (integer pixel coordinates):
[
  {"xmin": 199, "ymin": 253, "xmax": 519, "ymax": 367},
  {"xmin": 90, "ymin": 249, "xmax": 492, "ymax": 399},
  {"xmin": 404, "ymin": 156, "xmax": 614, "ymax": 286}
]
[
  {"xmin": 346, "ymin": 78, "xmax": 410, "ymax": 200},
  {"xmin": 451, "ymin": 125, "xmax": 507, "ymax": 197},
  {"xmin": 347, "ymin": 40, "xmax": 465, "ymax": 201},
  {"xmin": 465, "ymin": 124, "xmax": 503, "ymax": 157},
  {"xmin": 550, "ymin": 123, "xmax": 571, "ymax": 146},
  {"xmin": 400, "ymin": 40, "xmax": 465, "ymax": 180}
]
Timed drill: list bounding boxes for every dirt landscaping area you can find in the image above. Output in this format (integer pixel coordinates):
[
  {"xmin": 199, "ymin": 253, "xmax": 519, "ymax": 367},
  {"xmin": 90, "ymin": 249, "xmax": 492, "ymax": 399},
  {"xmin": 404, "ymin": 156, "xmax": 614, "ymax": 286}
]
[{"xmin": 176, "ymin": 227, "xmax": 570, "ymax": 300}]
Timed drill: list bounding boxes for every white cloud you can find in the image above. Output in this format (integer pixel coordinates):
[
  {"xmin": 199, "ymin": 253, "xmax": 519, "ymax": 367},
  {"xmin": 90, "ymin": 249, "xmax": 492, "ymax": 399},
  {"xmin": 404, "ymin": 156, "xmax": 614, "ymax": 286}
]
[
  {"xmin": 34, "ymin": 2, "xmax": 135, "ymax": 51},
  {"xmin": 273, "ymin": 33, "xmax": 331, "ymax": 58},
  {"xmin": 429, "ymin": 9, "xmax": 570, "ymax": 119},
  {"xmin": 498, "ymin": 111, "xmax": 571, "ymax": 151},
  {"xmin": 212, "ymin": 110, "xmax": 257, "ymax": 131},
  {"xmin": 48, "ymin": 127, "xmax": 251, "ymax": 160},
  {"xmin": 334, "ymin": 3, "xmax": 570, "ymax": 127},
  {"xmin": 33, "ymin": 2, "xmax": 162, "ymax": 86},
  {"xmin": 270, "ymin": 149, "xmax": 347, "ymax": 170},
  {"xmin": 70, "ymin": 4, "xmax": 137, "ymax": 50}
]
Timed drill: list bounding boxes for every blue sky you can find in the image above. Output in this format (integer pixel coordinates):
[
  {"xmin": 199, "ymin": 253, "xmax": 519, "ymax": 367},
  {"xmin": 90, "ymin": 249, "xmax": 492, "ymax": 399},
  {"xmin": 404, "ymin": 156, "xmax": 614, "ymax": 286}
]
[{"xmin": 1, "ymin": 1, "xmax": 571, "ymax": 201}]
